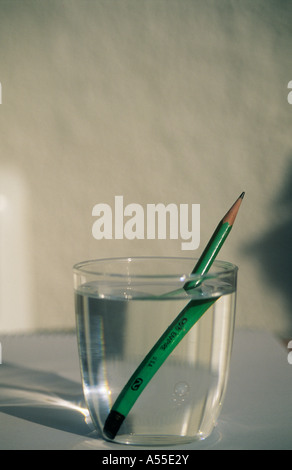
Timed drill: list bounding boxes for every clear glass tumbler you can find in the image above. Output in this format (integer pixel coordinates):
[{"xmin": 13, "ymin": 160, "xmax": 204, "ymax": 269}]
[{"xmin": 74, "ymin": 257, "xmax": 237, "ymax": 446}]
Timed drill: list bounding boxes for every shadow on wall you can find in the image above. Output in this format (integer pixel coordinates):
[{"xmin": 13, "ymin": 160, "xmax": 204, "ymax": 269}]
[{"xmin": 243, "ymin": 159, "xmax": 292, "ymax": 336}]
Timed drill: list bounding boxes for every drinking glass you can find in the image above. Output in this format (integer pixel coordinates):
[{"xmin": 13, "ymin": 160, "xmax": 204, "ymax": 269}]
[{"xmin": 74, "ymin": 257, "xmax": 237, "ymax": 446}]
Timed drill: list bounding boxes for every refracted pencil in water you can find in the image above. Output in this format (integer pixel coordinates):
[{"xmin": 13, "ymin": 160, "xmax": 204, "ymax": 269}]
[{"xmin": 103, "ymin": 192, "xmax": 245, "ymax": 440}]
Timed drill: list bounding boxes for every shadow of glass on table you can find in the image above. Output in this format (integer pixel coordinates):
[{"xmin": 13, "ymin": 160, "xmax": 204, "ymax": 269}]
[{"xmin": 0, "ymin": 362, "xmax": 98, "ymax": 438}]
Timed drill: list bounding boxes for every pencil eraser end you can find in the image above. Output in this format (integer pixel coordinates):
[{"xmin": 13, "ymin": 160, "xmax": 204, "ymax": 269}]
[{"xmin": 103, "ymin": 410, "xmax": 125, "ymax": 440}]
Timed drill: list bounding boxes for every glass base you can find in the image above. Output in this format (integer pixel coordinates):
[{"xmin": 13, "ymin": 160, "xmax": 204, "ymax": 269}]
[{"xmin": 103, "ymin": 430, "xmax": 212, "ymax": 447}]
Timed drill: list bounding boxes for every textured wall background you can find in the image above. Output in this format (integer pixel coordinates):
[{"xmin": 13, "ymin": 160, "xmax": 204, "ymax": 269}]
[{"xmin": 0, "ymin": 0, "xmax": 291, "ymax": 337}]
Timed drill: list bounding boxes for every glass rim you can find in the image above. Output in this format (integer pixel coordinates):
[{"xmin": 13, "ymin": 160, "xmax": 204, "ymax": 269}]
[{"xmin": 73, "ymin": 256, "xmax": 238, "ymax": 281}]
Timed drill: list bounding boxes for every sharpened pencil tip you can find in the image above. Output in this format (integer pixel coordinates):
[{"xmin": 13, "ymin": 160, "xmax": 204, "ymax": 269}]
[{"xmin": 222, "ymin": 192, "xmax": 245, "ymax": 225}]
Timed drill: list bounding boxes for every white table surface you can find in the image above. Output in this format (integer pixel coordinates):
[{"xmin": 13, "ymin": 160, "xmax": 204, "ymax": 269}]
[{"xmin": 0, "ymin": 329, "xmax": 291, "ymax": 451}]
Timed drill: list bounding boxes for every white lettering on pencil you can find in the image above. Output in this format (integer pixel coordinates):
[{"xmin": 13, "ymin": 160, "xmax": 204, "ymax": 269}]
[
  {"xmin": 92, "ymin": 196, "xmax": 200, "ymax": 251},
  {"xmin": 288, "ymin": 81, "xmax": 292, "ymax": 105},
  {"xmin": 160, "ymin": 331, "xmax": 177, "ymax": 351}
]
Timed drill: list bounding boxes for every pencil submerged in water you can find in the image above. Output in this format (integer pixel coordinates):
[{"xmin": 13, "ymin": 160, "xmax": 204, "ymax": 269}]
[{"xmin": 103, "ymin": 192, "xmax": 245, "ymax": 440}]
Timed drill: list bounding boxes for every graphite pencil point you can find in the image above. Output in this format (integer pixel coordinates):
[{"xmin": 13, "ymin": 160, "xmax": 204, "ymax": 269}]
[{"xmin": 222, "ymin": 193, "xmax": 245, "ymax": 226}]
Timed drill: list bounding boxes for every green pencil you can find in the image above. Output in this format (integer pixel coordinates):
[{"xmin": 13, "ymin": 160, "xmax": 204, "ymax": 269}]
[{"xmin": 103, "ymin": 192, "xmax": 245, "ymax": 440}]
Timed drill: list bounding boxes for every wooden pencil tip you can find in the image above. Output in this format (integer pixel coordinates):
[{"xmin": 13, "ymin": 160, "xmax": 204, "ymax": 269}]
[{"xmin": 222, "ymin": 192, "xmax": 245, "ymax": 225}]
